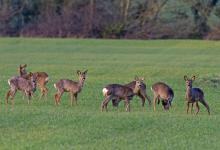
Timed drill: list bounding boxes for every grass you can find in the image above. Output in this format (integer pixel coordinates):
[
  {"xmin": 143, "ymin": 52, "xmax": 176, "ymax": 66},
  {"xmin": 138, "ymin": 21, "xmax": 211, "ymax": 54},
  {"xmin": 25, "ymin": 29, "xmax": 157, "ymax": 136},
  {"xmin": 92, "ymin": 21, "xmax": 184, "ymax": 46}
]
[{"xmin": 0, "ymin": 38, "xmax": 220, "ymax": 150}]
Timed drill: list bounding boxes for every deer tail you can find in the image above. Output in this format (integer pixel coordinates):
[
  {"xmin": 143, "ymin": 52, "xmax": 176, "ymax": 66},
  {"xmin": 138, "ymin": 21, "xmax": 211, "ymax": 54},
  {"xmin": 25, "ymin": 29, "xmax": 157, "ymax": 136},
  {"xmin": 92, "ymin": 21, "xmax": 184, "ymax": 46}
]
[
  {"xmin": 54, "ymin": 83, "xmax": 57, "ymax": 89},
  {"xmin": 45, "ymin": 76, "xmax": 49, "ymax": 82},
  {"xmin": 8, "ymin": 79, "xmax": 11, "ymax": 86},
  {"xmin": 102, "ymin": 88, "xmax": 108, "ymax": 96},
  {"xmin": 151, "ymin": 86, "xmax": 153, "ymax": 91}
]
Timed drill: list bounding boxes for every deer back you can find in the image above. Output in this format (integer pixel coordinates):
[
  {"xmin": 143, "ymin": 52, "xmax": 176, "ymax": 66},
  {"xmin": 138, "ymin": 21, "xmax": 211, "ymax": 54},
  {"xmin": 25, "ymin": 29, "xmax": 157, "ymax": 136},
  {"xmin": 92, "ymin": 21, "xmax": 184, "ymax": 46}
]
[
  {"xmin": 152, "ymin": 82, "xmax": 174, "ymax": 100},
  {"xmin": 8, "ymin": 75, "xmax": 36, "ymax": 92},
  {"xmin": 103, "ymin": 84, "xmax": 134, "ymax": 99},
  {"xmin": 33, "ymin": 72, "xmax": 49, "ymax": 82},
  {"xmin": 55, "ymin": 79, "xmax": 80, "ymax": 93}
]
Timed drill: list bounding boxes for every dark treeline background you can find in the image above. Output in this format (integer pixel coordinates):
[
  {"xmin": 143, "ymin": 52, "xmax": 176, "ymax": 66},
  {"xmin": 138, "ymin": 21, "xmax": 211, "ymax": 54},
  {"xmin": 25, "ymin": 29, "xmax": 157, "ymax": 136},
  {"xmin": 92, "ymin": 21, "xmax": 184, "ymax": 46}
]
[{"xmin": 1, "ymin": 0, "xmax": 220, "ymax": 39}]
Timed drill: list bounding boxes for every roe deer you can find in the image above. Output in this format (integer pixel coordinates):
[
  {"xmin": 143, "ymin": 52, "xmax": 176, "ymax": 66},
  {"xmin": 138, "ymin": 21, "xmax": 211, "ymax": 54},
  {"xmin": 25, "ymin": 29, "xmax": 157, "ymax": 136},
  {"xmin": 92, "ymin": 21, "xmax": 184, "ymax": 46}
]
[
  {"xmin": 54, "ymin": 70, "xmax": 88, "ymax": 106},
  {"xmin": 184, "ymin": 75, "xmax": 210, "ymax": 115},
  {"xmin": 18, "ymin": 64, "xmax": 49, "ymax": 99},
  {"xmin": 111, "ymin": 78, "xmax": 151, "ymax": 107},
  {"xmin": 6, "ymin": 72, "xmax": 37, "ymax": 105},
  {"xmin": 151, "ymin": 82, "xmax": 174, "ymax": 111},
  {"xmin": 101, "ymin": 77, "xmax": 143, "ymax": 112}
]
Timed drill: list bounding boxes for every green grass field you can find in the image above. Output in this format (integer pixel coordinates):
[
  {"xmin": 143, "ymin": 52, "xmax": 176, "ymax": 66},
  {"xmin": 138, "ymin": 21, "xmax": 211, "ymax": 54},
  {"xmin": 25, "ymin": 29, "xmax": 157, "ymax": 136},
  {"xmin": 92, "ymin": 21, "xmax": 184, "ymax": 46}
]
[{"xmin": 0, "ymin": 38, "xmax": 220, "ymax": 150}]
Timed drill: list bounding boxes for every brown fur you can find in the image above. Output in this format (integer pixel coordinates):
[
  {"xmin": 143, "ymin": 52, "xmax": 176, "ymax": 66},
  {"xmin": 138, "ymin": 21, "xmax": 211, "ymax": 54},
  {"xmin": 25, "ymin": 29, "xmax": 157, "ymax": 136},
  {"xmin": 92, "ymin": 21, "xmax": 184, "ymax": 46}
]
[
  {"xmin": 6, "ymin": 72, "xmax": 37, "ymax": 105},
  {"xmin": 54, "ymin": 70, "xmax": 88, "ymax": 106},
  {"xmin": 151, "ymin": 82, "xmax": 174, "ymax": 111},
  {"xmin": 101, "ymin": 76, "xmax": 143, "ymax": 112},
  {"xmin": 18, "ymin": 64, "xmax": 49, "ymax": 99},
  {"xmin": 184, "ymin": 75, "xmax": 210, "ymax": 115}
]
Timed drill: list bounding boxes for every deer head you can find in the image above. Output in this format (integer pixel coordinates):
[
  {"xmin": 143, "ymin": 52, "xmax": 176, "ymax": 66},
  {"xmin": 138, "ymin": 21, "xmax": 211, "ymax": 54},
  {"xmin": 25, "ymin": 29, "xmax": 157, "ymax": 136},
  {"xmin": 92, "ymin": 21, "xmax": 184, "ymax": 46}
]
[
  {"xmin": 18, "ymin": 64, "xmax": 27, "ymax": 76},
  {"xmin": 184, "ymin": 75, "xmax": 196, "ymax": 88},
  {"xmin": 134, "ymin": 76, "xmax": 144, "ymax": 93},
  {"xmin": 77, "ymin": 70, "xmax": 88, "ymax": 84}
]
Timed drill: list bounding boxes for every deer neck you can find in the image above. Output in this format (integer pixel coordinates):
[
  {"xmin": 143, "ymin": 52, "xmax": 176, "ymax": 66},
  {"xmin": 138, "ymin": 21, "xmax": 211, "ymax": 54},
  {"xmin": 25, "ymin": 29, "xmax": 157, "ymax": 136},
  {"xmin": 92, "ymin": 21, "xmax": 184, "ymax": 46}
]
[
  {"xmin": 186, "ymin": 86, "xmax": 192, "ymax": 99},
  {"xmin": 78, "ymin": 79, "xmax": 85, "ymax": 89},
  {"xmin": 20, "ymin": 70, "xmax": 27, "ymax": 77},
  {"xmin": 29, "ymin": 80, "xmax": 36, "ymax": 92},
  {"xmin": 133, "ymin": 85, "xmax": 140, "ymax": 94}
]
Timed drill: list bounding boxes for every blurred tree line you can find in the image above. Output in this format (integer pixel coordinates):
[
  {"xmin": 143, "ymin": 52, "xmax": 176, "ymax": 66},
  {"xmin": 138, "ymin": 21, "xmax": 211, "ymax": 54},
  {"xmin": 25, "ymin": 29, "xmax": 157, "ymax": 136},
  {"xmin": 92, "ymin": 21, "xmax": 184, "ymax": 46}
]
[{"xmin": 1, "ymin": 0, "xmax": 220, "ymax": 39}]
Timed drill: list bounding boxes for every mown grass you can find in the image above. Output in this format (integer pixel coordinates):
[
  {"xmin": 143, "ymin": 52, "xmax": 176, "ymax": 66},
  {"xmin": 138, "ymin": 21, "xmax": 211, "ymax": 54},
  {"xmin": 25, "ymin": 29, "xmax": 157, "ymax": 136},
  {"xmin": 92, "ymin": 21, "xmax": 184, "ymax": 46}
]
[{"xmin": 0, "ymin": 38, "xmax": 220, "ymax": 150}]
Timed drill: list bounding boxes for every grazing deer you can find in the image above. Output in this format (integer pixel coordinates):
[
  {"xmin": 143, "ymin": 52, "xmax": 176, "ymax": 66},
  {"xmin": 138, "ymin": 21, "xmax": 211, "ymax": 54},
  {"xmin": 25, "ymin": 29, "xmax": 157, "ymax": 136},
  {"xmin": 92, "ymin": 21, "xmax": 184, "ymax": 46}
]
[
  {"xmin": 18, "ymin": 64, "xmax": 49, "ymax": 99},
  {"xmin": 112, "ymin": 78, "xmax": 151, "ymax": 107},
  {"xmin": 101, "ymin": 77, "xmax": 143, "ymax": 112},
  {"xmin": 151, "ymin": 82, "xmax": 174, "ymax": 111},
  {"xmin": 6, "ymin": 72, "xmax": 37, "ymax": 105},
  {"xmin": 184, "ymin": 75, "xmax": 210, "ymax": 115},
  {"xmin": 54, "ymin": 70, "xmax": 88, "ymax": 106}
]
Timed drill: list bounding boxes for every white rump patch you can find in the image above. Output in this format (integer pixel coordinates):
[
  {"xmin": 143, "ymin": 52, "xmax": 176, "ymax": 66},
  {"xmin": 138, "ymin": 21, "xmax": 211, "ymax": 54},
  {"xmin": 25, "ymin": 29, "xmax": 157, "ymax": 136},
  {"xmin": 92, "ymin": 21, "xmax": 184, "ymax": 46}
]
[
  {"xmin": 54, "ymin": 83, "xmax": 57, "ymax": 89},
  {"xmin": 8, "ymin": 79, "xmax": 11, "ymax": 86},
  {"xmin": 45, "ymin": 77, "xmax": 49, "ymax": 82},
  {"xmin": 102, "ymin": 88, "xmax": 108, "ymax": 96}
]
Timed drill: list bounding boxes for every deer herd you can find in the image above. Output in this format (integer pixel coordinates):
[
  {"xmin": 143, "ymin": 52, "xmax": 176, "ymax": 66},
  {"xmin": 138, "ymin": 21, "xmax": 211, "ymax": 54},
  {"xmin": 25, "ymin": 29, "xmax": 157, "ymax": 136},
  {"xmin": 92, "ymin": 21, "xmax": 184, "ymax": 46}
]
[{"xmin": 5, "ymin": 64, "xmax": 211, "ymax": 115}]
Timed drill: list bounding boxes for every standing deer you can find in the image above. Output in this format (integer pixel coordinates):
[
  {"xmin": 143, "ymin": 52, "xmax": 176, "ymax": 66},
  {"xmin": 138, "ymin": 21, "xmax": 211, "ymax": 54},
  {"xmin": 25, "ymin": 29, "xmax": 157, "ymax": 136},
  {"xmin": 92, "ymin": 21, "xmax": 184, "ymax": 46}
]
[
  {"xmin": 6, "ymin": 72, "xmax": 37, "ymax": 105},
  {"xmin": 151, "ymin": 82, "xmax": 174, "ymax": 111},
  {"xmin": 101, "ymin": 77, "xmax": 143, "ymax": 112},
  {"xmin": 18, "ymin": 64, "xmax": 49, "ymax": 99},
  {"xmin": 54, "ymin": 70, "xmax": 88, "ymax": 106},
  {"xmin": 184, "ymin": 75, "xmax": 210, "ymax": 115},
  {"xmin": 111, "ymin": 79, "xmax": 151, "ymax": 107}
]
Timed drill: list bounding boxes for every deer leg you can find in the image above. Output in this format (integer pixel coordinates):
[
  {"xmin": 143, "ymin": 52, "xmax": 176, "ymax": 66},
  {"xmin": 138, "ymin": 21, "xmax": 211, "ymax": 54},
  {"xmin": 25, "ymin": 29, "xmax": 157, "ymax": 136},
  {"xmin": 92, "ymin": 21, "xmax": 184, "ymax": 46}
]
[
  {"xmin": 24, "ymin": 91, "xmax": 30, "ymax": 104},
  {"xmin": 70, "ymin": 92, "xmax": 74, "ymax": 106},
  {"xmin": 54, "ymin": 93, "xmax": 59, "ymax": 105},
  {"xmin": 22, "ymin": 92, "xmax": 26, "ymax": 100},
  {"xmin": 101, "ymin": 96, "xmax": 112, "ymax": 112},
  {"xmin": 6, "ymin": 90, "xmax": 12, "ymax": 105},
  {"xmin": 39, "ymin": 84, "xmax": 47, "ymax": 100},
  {"xmin": 43, "ymin": 86, "xmax": 48, "ymax": 99},
  {"xmin": 58, "ymin": 91, "xmax": 64, "ymax": 104},
  {"xmin": 39, "ymin": 87, "xmax": 44, "ymax": 99},
  {"xmin": 146, "ymin": 94, "xmax": 151, "ymax": 106},
  {"xmin": 195, "ymin": 102, "xmax": 200, "ymax": 115},
  {"xmin": 54, "ymin": 91, "xmax": 63, "ymax": 106},
  {"xmin": 191, "ymin": 103, "xmax": 194, "ymax": 114},
  {"xmin": 125, "ymin": 98, "xmax": 130, "ymax": 112},
  {"xmin": 153, "ymin": 95, "xmax": 159, "ymax": 111},
  {"xmin": 41, "ymin": 86, "xmax": 48, "ymax": 100},
  {"xmin": 10, "ymin": 90, "xmax": 16, "ymax": 109},
  {"xmin": 74, "ymin": 93, "xmax": 78, "ymax": 105},
  {"xmin": 27, "ymin": 92, "xmax": 32, "ymax": 105},
  {"xmin": 200, "ymin": 99, "xmax": 210, "ymax": 115},
  {"xmin": 138, "ymin": 93, "xmax": 146, "ymax": 107},
  {"xmin": 186, "ymin": 102, "xmax": 190, "ymax": 114}
]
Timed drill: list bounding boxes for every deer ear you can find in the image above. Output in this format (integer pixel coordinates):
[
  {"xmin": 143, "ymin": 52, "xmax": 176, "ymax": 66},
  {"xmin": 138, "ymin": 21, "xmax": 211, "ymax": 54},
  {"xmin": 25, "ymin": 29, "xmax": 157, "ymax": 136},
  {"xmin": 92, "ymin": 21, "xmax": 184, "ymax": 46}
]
[
  {"xmin": 192, "ymin": 76, "xmax": 196, "ymax": 81},
  {"xmin": 84, "ymin": 70, "xmax": 88, "ymax": 74},
  {"xmin": 134, "ymin": 76, "xmax": 139, "ymax": 80},
  {"xmin": 23, "ymin": 64, "xmax": 27, "ymax": 68},
  {"xmin": 184, "ymin": 75, "xmax": 188, "ymax": 81},
  {"xmin": 141, "ymin": 77, "xmax": 145, "ymax": 81},
  {"xmin": 77, "ymin": 70, "xmax": 81, "ymax": 75}
]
